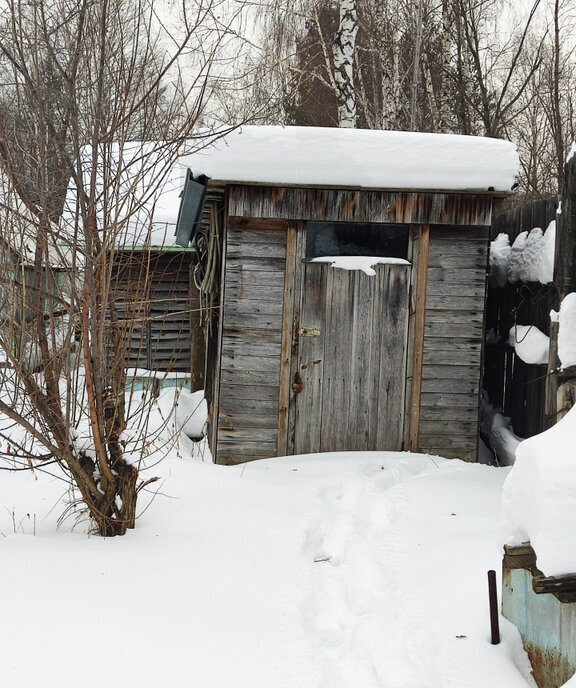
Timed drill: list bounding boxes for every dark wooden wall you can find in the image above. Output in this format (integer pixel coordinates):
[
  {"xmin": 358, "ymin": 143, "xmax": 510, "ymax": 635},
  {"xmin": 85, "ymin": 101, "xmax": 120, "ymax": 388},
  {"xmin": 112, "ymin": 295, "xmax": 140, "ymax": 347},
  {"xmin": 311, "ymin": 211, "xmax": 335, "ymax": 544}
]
[{"xmin": 112, "ymin": 251, "xmax": 195, "ymax": 372}]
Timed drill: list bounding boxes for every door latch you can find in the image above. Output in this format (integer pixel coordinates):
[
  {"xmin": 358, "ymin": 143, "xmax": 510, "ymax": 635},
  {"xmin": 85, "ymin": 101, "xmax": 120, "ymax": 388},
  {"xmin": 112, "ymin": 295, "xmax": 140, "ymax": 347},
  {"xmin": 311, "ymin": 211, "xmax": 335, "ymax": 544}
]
[
  {"xmin": 299, "ymin": 327, "xmax": 321, "ymax": 337},
  {"xmin": 292, "ymin": 320, "xmax": 321, "ymax": 341}
]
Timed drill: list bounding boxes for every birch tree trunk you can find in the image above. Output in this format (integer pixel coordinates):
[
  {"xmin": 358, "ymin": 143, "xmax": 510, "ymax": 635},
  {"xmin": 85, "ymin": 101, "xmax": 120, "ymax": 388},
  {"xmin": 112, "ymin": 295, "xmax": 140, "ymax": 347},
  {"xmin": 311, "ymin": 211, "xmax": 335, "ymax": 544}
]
[
  {"xmin": 381, "ymin": 0, "xmax": 401, "ymax": 129},
  {"xmin": 409, "ymin": 0, "xmax": 424, "ymax": 130},
  {"xmin": 333, "ymin": 0, "xmax": 358, "ymax": 128}
]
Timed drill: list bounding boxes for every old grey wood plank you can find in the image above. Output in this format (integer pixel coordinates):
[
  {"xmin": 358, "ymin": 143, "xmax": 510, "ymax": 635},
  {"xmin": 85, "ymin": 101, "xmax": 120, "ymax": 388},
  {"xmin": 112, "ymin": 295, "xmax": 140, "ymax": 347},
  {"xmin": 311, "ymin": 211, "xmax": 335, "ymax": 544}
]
[
  {"xmin": 218, "ymin": 428, "xmax": 278, "ymax": 443},
  {"xmin": 430, "ymin": 227, "xmax": 489, "ymax": 241},
  {"xmin": 320, "ymin": 266, "xmax": 356, "ymax": 452},
  {"xmin": 278, "ymin": 223, "xmax": 298, "ymax": 456},
  {"xmin": 427, "ymin": 252, "xmax": 487, "ymax": 269},
  {"xmin": 216, "ymin": 442, "xmax": 277, "ymax": 465},
  {"xmin": 225, "ymin": 297, "xmax": 283, "ymax": 316},
  {"xmin": 222, "ymin": 328, "xmax": 283, "ymax": 344},
  {"xmin": 427, "ymin": 239, "xmax": 487, "ymax": 255},
  {"xmin": 225, "ymin": 258, "xmax": 286, "ymax": 272},
  {"xmin": 226, "ymin": 226, "xmax": 287, "ymax": 244},
  {"xmin": 408, "ymin": 224, "xmax": 430, "ymax": 451},
  {"xmin": 425, "ymin": 294, "xmax": 485, "ymax": 310},
  {"xmin": 419, "ymin": 420, "xmax": 479, "ymax": 435},
  {"xmin": 418, "ymin": 445, "xmax": 477, "ymax": 461},
  {"xmin": 421, "ymin": 364, "xmax": 479, "ymax": 379},
  {"xmin": 218, "ymin": 396, "xmax": 279, "ymax": 416},
  {"xmin": 226, "ymin": 241, "xmax": 287, "ymax": 260},
  {"xmin": 419, "ymin": 434, "xmax": 477, "ymax": 449},
  {"xmin": 220, "ymin": 353, "xmax": 281, "ymax": 374},
  {"xmin": 419, "ymin": 405, "xmax": 479, "ymax": 421},
  {"xmin": 219, "ymin": 383, "xmax": 279, "ymax": 401},
  {"xmin": 225, "ymin": 267, "xmax": 286, "ymax": 288},
  {"xmin": 222, "ymin": 340, "xmax": 282, "ymax": 359},
  {"xmin": 421, "ymin": 377, "xmax": 479, "ymax": 394},
  {"xmin": 219, "ymin": 412, "xmax": 279, "ymax": 430},
  {"xmin": 424, "ymin": 320, "xmax": 484, "ymax": 339},
  {"xmin": 425, "ymin": 310, "xmax": 484, "ymax": 324},
  {"xmin": 423, "ymin": 338, "xmax": 482, "ymax": 351},
  {"xmin": 420, "ymin": 392, "xmax": 480, "ymax": 408},
  {"xmin": 223, "ymin": 310, "xmax": 283, "ymax": 330},
  {"xmin": 348, "ymin": 269, "xmax": 374, "ymax": 450},
  {"xmin": 426, "ymin": 268, "xmax": 487, "ymax": 285},
  {"xmin": 220, "ymin": 368, "xmax": 280, "ymax": 387},
  {"xmin": 375, "ymin": 264, "xmax": 410, "ymax": 450},
  {"xmin": 427, "ymin": 281, "xmax": 486, "ymax": 300},
  {"xmin": 225, "ymin": 283, "xmax": 285, "ymax": 303}
]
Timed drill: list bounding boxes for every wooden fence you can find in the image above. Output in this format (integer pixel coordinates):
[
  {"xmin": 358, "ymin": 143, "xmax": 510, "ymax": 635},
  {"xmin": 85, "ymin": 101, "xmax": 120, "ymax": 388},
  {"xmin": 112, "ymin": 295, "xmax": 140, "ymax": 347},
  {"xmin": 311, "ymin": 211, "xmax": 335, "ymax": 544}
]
[{"xmin": 484, "ymin": 197, "xmax": 559, "ymax": 439}]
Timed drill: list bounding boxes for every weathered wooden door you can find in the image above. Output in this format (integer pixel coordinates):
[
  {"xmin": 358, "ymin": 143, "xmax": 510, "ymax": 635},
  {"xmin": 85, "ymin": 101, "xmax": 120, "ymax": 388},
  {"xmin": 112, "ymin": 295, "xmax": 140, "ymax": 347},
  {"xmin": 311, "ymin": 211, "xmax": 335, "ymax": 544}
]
[{"xmin": 292, "ymin": 262, "xmax": 410, "ymax": 454}]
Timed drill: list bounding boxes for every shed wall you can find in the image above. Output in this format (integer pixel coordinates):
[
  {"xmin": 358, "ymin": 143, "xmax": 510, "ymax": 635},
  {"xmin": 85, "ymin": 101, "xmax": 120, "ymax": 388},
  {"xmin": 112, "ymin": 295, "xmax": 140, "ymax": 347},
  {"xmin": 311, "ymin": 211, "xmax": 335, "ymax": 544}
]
[
  {"xmin": 418, "ymin": 226, "xmax": 490, "ymax": 460},
  {"xmin": 216, "ymin": 224, "xmax": 287, "ymax": 464}
]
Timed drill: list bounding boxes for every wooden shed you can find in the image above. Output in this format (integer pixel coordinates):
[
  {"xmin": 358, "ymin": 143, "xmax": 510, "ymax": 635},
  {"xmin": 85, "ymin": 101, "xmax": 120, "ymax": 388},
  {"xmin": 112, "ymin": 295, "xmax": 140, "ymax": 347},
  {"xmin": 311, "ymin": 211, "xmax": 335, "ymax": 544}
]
[{"xmin": 183, "ymin": 127, "xmax": 519, "ymax": 464}]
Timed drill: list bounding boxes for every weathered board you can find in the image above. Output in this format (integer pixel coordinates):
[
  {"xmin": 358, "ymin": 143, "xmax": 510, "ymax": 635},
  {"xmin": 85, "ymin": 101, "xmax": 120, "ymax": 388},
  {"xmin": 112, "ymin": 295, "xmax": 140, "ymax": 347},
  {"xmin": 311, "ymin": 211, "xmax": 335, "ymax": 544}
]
[
  {"xmin": 291, "ymin": 262, "xmax": 410, "ymax": 454},
  {"xmin": 228, "ymin": 186, "xmax": 494, "ymax": 226},
  {"xmin": 417, "ymin": 225, "xmax": 490, "ymax": 461}
]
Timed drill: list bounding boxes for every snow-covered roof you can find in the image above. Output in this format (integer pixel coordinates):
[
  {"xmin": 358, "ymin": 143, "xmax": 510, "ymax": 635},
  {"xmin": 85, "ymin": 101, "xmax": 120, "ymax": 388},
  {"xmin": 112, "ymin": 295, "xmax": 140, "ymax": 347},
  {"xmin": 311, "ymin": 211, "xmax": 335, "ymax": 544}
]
[
  {"xmin": 61, "ymin": 127, "xmax": 519, "ymax": 248},
  {"xmin": 185, "ymin": 126, "xmax": 519, "ymax": 193}
]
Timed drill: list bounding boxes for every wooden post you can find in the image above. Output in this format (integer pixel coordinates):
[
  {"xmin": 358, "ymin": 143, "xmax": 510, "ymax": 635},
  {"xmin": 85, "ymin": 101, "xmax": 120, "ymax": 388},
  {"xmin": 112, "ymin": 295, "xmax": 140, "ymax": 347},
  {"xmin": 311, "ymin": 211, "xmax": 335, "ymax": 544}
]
[
  {"xmin": 409, "ymin": 224, "xmax": 429, "ymax": 451},
  {"xmin": 547, "ymin": 156, "xmax": 576, "ymax": 418},
  {"xmin": 277, "ymin": 224, "xmax": 297, "ymax": 456}
]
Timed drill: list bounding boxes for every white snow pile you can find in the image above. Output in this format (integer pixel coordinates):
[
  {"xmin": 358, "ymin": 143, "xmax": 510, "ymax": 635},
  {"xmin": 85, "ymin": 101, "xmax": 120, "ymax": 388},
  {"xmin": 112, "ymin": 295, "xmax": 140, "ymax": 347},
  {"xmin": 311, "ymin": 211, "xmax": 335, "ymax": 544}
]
[
  {"xmin": 502, "ymin": 403, "xmax": 576, "ymax": 577},
  {"xmin": 508, "ymin": 325, "xmax": 549, "ymax": 365},
  {"xmin": 554, "ymin": 292, "xmax": 576, "ymax": 369},
  {"xmin": 0, "ymin": 449, "xmax": 536, "ymax": 688},
  {"xmin": 489, "ymin": 221, "xmax": 556, "ymax": 287},
  {"xmin": 310, "ymin": 255, "xmax": 409, "ymax": 275}
]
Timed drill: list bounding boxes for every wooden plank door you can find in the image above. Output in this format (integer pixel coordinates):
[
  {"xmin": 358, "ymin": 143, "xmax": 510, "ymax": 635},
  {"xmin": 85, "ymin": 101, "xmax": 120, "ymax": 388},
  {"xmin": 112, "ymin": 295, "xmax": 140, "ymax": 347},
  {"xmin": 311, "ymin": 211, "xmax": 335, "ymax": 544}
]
[{"xmin": 292, "ymin": 262, "xmax": 410, "ymax": 454}]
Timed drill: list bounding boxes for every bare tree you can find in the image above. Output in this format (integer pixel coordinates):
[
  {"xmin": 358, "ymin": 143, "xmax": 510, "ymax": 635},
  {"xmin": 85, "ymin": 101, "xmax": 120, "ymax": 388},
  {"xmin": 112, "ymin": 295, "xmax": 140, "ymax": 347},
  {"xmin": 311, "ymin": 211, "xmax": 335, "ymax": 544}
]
[{"xmin": 0, "ymin": 0, "xmax": 243, "ymax": 535}]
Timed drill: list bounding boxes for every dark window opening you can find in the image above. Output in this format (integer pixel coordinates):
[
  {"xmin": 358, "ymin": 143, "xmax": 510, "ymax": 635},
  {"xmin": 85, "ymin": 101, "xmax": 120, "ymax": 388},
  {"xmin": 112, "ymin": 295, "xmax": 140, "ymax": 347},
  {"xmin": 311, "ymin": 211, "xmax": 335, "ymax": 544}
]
[{"xmin": 306, "ymin": 222, "xmax": 409, "ymax": 259}]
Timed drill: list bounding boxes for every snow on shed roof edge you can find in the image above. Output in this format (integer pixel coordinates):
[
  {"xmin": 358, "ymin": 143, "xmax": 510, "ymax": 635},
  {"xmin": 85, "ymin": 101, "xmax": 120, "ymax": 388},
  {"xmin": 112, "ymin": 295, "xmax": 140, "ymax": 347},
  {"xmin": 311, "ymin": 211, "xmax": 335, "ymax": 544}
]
[{"xmin": 183, "ymin": 126, "xmax": 519, "ymax": 193}]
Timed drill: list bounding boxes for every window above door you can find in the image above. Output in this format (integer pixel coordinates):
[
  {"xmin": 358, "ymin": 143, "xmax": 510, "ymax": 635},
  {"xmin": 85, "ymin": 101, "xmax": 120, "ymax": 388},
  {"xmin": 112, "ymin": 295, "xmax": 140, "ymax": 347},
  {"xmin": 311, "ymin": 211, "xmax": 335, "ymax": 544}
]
[{"xmin": 306, "ymin": 222, "xmax": 409, "ymax": 260}]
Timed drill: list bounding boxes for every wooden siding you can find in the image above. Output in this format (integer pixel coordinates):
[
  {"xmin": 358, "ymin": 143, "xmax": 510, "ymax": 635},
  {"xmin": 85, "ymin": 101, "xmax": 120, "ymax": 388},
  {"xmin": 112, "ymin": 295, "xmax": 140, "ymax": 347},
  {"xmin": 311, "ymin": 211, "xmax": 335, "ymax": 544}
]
[
  {"xmin": 418, "ymin": 226, "xmax": 489, "ymax": 460},
  {"xmin": 216, "ymin": 226, "xmax": 287, "ymax": 464},
  {"xmin": 111, "ymin": 251, "xmax": 194, "ymax": 372},
  {"xmin": 228, "ymin": 186, "xmax": 493, "ymax": 226}
]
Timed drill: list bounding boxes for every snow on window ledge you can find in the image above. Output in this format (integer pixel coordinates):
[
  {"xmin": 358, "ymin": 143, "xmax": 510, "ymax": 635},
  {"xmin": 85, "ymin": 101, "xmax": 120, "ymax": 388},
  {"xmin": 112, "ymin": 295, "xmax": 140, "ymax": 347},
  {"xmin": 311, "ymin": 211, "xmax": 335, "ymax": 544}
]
[{"xmin": 310, "ymin": 256, "xmax": 410, "ymax": 276}]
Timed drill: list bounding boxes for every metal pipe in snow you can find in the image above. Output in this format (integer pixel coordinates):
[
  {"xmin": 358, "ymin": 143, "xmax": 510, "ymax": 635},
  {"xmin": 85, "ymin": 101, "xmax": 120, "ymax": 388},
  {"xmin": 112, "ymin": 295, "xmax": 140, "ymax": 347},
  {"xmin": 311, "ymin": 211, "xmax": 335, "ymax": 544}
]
[{"xmin": 488, "ymin": 569, "xmax": 501, "ymax": 645}]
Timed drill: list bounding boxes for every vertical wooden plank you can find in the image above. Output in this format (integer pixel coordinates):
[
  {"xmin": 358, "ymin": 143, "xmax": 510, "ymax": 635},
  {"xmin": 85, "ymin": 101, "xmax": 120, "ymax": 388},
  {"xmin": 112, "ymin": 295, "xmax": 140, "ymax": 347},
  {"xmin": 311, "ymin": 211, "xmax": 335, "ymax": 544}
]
[
  {"xmin": 286, "ymin": 223, "xmax": 307, "ymax": 455},
  {"xmin": 350, "ymin": 269, "xmax": 376, "ymax": 450},
  {"xmin": 293, "ymin": 262, "xmax": 327, "ymax": 454},
  {"xmin": 375, "ymin": 265, "xmax": 410, "ymax": 450},
  {"xmin": 277, "ymin": 224, "xmax": 297, "ymax": 456},
  {"xmin": 320, "ymin": 267, "xmax": 355, "ymax": 452},
  {"xmin": 409, "ymin": 224, "xmax": 430, "ymax": 451}
]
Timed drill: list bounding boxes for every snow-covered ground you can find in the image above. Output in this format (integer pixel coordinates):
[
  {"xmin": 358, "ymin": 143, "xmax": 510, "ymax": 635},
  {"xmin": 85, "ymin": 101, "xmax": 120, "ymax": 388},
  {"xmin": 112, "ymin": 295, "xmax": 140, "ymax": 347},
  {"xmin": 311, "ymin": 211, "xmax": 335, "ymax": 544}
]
[{"xmin": 0, "ymin": 447, "xmax": 537, "ymax": 688}]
